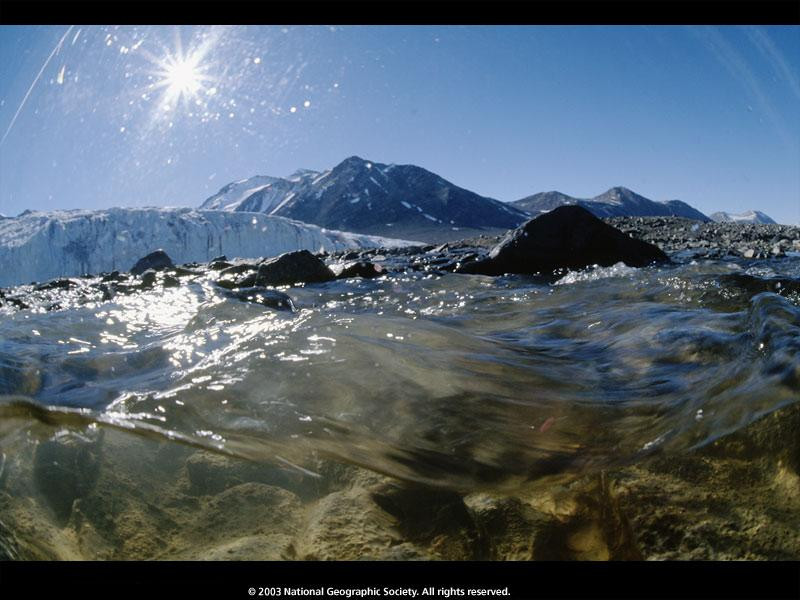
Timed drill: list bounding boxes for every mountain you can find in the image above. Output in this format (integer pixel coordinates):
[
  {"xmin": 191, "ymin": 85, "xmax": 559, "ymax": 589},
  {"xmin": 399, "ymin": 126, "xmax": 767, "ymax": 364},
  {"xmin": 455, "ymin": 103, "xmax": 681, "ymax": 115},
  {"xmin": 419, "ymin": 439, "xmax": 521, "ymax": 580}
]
[
  {"xmin": 511, "ymin": 186, "xmax": 710, "ymax": 221},
  {"xmin": 201, "ymin": 156, "xmax": 529, "ymax": 243},
  {"xmin": 709, "ymin": 210, "xmax": 777, "ymax": 225},
  {"xmin": 201, "ymin": 175, "xmax": 285, "ymax": 211},
  {"xmin": 0, "ymin": 207, "xmax": 412, "ymax": 288}
]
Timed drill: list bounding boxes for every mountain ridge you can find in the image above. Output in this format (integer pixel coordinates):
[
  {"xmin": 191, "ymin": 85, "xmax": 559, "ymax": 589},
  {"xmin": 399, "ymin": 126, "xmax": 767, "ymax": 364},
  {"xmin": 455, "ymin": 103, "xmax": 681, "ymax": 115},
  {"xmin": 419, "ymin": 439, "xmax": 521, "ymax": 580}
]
[
  {"xmin": 710, "ymin": 210, "xmax": 777, "ymax": 225},
  {"xmin": 201, "ymin": 156, "xmax": 529, "ymax": 243},
  {"xmin": 511, "ymin": 186, "xmax": 711, "ymax": 221}
]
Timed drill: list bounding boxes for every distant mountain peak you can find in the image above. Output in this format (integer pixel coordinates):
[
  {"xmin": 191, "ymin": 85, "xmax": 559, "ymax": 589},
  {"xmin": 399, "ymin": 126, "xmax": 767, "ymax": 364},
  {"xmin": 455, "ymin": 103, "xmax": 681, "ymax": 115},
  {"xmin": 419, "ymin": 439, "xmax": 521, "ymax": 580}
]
[
  {"xmin": 512, "ymin": 186, "xmax": 710, "ymax": 221},
  {"xmin": 339, "ymin": 155, "xmax": 369, "ymax": 167},
  {"xmin": 200, "ymin": 156, "xmax": 528, "ymax": 242},
  {"xmin": 286, "ymin": 168, "xmax": 319, "ymax": 180}
]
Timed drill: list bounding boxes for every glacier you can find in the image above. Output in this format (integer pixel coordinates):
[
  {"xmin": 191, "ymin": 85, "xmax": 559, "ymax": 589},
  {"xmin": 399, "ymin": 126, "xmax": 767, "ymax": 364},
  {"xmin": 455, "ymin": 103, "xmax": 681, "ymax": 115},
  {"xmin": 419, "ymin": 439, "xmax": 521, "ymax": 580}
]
[{"xmin": 0, "ymin": 207, "xmax": 414, "ymax": 287}]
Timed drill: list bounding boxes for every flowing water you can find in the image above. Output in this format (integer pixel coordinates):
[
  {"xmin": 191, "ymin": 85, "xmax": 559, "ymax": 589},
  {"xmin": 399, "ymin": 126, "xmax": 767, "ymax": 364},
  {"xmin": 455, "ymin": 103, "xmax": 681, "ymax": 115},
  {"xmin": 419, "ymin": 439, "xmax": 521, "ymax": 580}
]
[{"xmin": 1, "ymin": 254, "xmax": 799, "ymax": 559}]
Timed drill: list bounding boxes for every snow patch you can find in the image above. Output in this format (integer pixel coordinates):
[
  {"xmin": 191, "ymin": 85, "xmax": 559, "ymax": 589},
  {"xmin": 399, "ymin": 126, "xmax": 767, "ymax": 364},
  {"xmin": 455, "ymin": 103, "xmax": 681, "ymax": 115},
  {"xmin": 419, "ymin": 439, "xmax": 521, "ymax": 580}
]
[{"xmin": 268, "ymin": 192, "xmax": 296, "ymax": 216}]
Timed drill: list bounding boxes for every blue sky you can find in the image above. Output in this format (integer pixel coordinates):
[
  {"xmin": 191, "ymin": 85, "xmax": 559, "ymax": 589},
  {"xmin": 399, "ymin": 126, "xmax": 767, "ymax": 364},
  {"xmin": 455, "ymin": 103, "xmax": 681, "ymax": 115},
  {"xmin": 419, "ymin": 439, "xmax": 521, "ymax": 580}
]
[{"xmin": 0, "ymin": 25, "xmax": 798, "ymax": 223}]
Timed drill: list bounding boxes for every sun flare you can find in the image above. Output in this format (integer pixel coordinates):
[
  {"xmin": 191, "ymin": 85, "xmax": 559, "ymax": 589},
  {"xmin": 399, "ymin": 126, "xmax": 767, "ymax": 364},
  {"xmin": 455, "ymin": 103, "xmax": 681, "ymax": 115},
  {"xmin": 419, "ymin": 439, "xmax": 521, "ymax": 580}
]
[
  {"xmin": 155, "ymin": 52, "xmax": 211, "ymax": 107},
  {"xmin": 164, "ymin": 56, "xmax": 202, "ymax": 97}
]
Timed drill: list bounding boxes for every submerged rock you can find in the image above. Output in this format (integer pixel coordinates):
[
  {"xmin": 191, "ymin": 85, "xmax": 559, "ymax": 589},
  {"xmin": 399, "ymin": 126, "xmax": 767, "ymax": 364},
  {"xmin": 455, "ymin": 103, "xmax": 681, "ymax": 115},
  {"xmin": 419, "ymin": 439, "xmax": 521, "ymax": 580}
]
[
  {"xmin": 224, "ymin": 287, "xmax": 295, "ymax": 311},
  {"xmin": 255, "ymin": 250, "xmax": 335, "ymax": 287},
  {"xmin": 130, "ymin": 250, "xmax": 174, "ymax": 275},
  {"xmin": 459, "ymin": 206, "xmax": 669, "ymax": 276},
  {"xmin": 33, "ymin": 429, "xmax": 104, "ymax": 523}
]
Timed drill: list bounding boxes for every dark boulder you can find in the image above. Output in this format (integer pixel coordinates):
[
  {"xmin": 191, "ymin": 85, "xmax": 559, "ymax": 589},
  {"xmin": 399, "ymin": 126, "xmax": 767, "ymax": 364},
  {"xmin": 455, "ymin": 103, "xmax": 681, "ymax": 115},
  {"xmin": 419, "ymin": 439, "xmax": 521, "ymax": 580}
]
[
  {"xmin": 254, "ymin": 250, "xmax": 335, "ymax": 287},
  {"xmin": 459, "ymin": 205, "xmax": 669, "ymax": 276},
  {"xmin": 34, "ymin": 278, "xmax": 78, "ymax": 291},
  {"xmin": 140, "ymin": 269, "xmax": 158, "ymax": 288},
  {"xmin": 209, "ymin": 260, "xmax": 233, "ymax": 271},
  {"xmin": 130, "ymin": 250, "xmax": 174, "ymax": 275},
  {"xmin": 219, "ymin": 262, "xmax": 258, "ymax": 277},
  {"xmin": 163, "ymin": 274, "xmax": 181, "ymax": 288},
  {"xmin": 216, "ymin": 274, "xmax": 256, "ymax": 290},
  {"xmin": 101, "ymin": 271, "xmax": 123, "ymax": 282},
  {"xmin": 334, "ymin": 261, "xmax": 385, "ymax": 279}
]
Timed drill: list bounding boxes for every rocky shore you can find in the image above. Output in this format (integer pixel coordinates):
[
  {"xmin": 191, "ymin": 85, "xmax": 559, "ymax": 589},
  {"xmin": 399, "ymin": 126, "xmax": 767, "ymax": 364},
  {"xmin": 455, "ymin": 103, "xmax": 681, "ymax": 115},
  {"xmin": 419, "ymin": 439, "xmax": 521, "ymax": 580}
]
[{"xmin": 2, "ymin": 207, "xmax": 798, "ymax": 315}]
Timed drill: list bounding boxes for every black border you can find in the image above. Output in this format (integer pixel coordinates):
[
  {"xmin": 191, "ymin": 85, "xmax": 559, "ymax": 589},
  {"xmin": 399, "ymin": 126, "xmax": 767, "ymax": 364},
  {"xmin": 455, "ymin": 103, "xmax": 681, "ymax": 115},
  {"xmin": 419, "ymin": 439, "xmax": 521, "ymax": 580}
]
[
  {"xmin": 0, "ymin": 1, "xmax": 798, "ymax": 25},
  {"xmin": 0, "ymin": 2, "xmax": 799, "ymax": 599},
  {"xmin": 1, "ymin": 561, "xmax": 799, "ymax": 599}
]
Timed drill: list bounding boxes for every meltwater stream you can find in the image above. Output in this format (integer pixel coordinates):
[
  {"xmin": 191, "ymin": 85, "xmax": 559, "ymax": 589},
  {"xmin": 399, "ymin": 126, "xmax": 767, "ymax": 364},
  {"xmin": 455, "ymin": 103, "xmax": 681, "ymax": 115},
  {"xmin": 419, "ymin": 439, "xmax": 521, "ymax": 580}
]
[{"xmin": 0, "ymin": 255, "xmax": 798, "ymax": 559}]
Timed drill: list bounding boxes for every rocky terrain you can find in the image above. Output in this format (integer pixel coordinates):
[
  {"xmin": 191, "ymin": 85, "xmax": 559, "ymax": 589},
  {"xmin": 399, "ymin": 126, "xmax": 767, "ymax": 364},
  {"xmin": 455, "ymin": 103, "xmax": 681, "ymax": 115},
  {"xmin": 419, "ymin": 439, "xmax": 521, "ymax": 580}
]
[
  {"xmin": 1, "ymin": 396, "xmax": 797, "ymax": 561},
  {"xmin": 606, "ymin": 216, "xmax": 800, "ymax": 259},
  {"xmin": 0, "ymin": 206, "xmax": 798, "ymax": 561},
  {"xmin": 2, "ymin": 209, "xmax": 799, "ymax": 315}
]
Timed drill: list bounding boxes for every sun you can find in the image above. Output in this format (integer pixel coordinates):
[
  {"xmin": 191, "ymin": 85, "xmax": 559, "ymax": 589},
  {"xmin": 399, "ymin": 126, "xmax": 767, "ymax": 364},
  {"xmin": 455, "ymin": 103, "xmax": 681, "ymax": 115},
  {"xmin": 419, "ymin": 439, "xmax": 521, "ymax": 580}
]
[
  {"xmin": 144, "ymin": 30, "xmax": 221, "ymax": 114},
  {"xmin": 154, "ymin": 51, "xmax": 211, "ymax": 107},
  {"xmin": 163, "ymin": 55, "xmax": 203, "ymax": 98}
]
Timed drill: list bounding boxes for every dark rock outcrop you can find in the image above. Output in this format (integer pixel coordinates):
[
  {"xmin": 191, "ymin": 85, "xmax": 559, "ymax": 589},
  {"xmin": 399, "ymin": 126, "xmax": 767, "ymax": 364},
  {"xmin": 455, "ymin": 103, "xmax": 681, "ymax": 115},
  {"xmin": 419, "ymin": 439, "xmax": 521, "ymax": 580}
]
[
  {"xmin": 130, "ymin": 250, "xmax": 174, "ymax": 275},
  {"xmin": 459, "ymin": 205, "xmax": 669, "ymax": 276},
  {"xmin": 254, "ymin": 250, "xmax": 335, "ymax": 287},
  {"xmin": 34, "ymin": 278, "xmax": 78, "ymax": 291}
]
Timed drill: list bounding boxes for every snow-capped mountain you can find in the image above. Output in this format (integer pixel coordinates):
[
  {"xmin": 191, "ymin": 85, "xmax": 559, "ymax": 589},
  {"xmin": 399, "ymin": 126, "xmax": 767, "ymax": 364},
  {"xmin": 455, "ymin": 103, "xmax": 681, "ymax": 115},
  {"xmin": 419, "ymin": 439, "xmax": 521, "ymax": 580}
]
[
  {"xmin": 201, "ymin": 175, "xmax": 285, "ymax": 211},
  {"xmin": 511, "ymin": 187, "xmax": 710, "ymax": 221},
  {"xmin": 0, "ymin": 207, "xmax": 413, "ymax": 287},
  {"xmin": 709, "ymin": 210, "xmax": 777, "ymax": 225},
  {"xmin": 201, "ymin": 156, "xmax": 529, "ymax": 242}
]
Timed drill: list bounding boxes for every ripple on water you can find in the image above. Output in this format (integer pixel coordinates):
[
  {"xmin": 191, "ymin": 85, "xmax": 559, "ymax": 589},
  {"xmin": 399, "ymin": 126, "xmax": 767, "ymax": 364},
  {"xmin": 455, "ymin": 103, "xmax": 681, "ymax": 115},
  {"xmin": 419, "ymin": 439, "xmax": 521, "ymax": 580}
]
[{"xmin": 0, "ymin": 257, "xmax": 799, "ymax": 490}]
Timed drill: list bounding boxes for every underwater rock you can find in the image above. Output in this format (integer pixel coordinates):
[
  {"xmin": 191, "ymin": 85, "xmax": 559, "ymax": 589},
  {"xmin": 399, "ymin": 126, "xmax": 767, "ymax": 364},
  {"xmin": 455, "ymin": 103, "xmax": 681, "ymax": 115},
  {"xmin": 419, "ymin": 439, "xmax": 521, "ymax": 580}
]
[
  {"xmin": 465, "ymin": 494, "xmax": 556, "ymax": 560},
  {"xmin": 194, "ymin": 533, "xmax": 296, "ymax": 560},
  {"xmin": 255, "ymin": 250, "xmax": 335, "ymax": 287},
  {"xmin": 459, "ymin": 206, "xmax": 669, "ymax": 276},
  {"xmin": 183, "ymin": 451, "xmax": 322, "ymax": 499},
  {"xmin": 612, "ymin": 403, "xmax": 800, "ymax": 560},
  {"xmin": 296, "ymin": 487, "xmax": 404, "ymax": 560},
  {"xmin": 224, "ymin": 287, "xmax": 295, "ymax": 311},
  {"xmin": 369, "ymin": 482, "xmax": 487, "ymax": 560},
  {"xmin": 0, "ymin": 355, "xmax": 42, "ymax": 396},
  {"xmin": 198, "ymin": 483, "xmax": 302, "ymax": 545},
  {"xmin": 33, "ymin": 429, "xmax": 103, "ymax": 523},
  {"xmin": 130, "ymin": 249, "xmax": 174, "ymax": 275}
]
